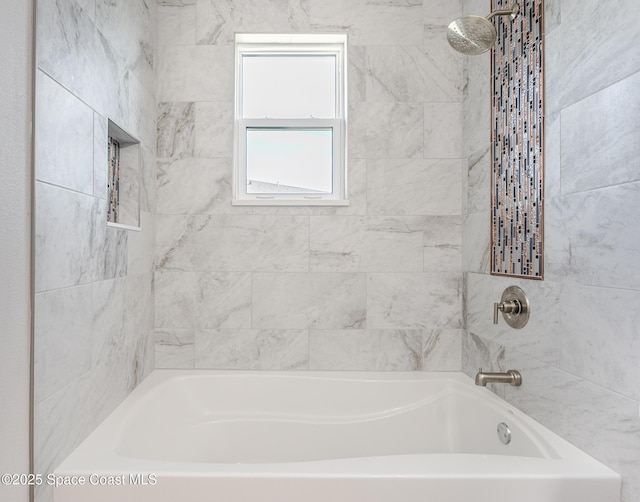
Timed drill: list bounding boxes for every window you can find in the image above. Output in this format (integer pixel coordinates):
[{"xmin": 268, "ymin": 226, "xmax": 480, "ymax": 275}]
[{"xmin": 233, "ymin": 34, "xmax": 348, "ymax": 205}]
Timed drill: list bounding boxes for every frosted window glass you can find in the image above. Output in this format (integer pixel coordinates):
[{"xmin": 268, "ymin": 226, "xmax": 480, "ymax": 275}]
[
  {"xmin": 246, "ymin": 129, "xmax": 333, "ymax": 193},
  {"xmin": 242, "ymin": 56, "xmax": 336, "ymax": 119}
]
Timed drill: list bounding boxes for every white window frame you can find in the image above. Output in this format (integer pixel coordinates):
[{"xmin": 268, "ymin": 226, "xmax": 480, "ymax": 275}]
[{"xmin": 233, "ymin": 33, "xmax": 348, "ymax": 206}]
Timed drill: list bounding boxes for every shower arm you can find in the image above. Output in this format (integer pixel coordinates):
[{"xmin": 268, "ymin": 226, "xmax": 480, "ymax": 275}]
[{"xmin": 486, "ymin": 3, "xmax": 519, "ymax": 21}]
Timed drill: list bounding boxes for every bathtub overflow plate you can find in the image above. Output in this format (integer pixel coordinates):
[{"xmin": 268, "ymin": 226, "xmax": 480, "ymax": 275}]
[{"xmin": 497, "ymin": 422, "xmax": 511, "ymax": 445}]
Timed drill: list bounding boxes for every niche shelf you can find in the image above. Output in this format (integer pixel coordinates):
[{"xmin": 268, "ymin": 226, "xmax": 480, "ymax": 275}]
[{"xmin": 107, "ymin": 120, "xmax": 141, "ymax": 230}]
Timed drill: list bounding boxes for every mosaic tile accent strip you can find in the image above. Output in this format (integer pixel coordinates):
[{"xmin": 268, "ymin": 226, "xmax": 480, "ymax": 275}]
[
  {"xmin": 107, "ymin": 136, "xmax": 120, "ymax": 223},
  {"xmin": 491, "ymin": 0, "xmax": 544, "ymax": 279}
]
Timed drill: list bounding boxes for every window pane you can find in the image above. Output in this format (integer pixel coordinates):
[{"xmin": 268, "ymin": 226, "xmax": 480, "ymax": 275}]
[
  {"xmin": 246, "ymin": 128, "xmax": 333, "ymax": 194},
  {"xmin": 242, "ymin": 55, "xmax": 336, "ymax": 119}
]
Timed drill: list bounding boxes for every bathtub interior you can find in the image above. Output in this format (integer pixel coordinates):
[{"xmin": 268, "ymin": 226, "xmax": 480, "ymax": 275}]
[{"xmin": 113, "ymin": 372, "xmax": 557, "ymax": 463}]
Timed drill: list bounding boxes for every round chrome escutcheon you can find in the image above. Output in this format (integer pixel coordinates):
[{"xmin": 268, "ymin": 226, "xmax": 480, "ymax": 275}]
[{"xmin": 497, "ymin": 422, "xmax": 512, "ymax": 445}]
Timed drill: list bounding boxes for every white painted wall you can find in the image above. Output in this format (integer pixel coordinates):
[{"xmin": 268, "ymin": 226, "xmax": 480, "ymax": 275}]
[{"xmin": 0, "ymin": 0, "xmax": 33, "ymax": 501}]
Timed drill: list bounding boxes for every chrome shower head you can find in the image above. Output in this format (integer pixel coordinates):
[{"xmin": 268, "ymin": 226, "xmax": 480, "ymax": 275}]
[{"xmin": 446, "ymin": 3, "xmax": 519, "ymax": 55}]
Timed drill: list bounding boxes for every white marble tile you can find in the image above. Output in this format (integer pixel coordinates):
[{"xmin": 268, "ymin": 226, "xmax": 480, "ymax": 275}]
[
  {"xmin": 127, "ymin": 211, "xmax": 155, "ymax": 276},
  {"xmin": 155, "ymin": 330, "xmax": 195, "ymax": 368},
  {"xmin": 34, "ymin": 374, "xmax": 93, "ymax": 502},
  {"xmin": 253, "ymin": 273, "xmax": 366, "ymax": 329},
  {"xmin": 93, "ymin": 112, "xmax": 108, "ymax": 199},
  {"xmin": 309, "ymin": 330, "xmax": 422, "ymax": 370},
  {"xmin": 92, "ymin": 29, "xmax": 130, "ymax": 125},
  {"xmin": 135, "ymin": 329, "xmax": 155, "ymax": 384},
  {"xmin": 34, "ymin": 285, "xmax": 93, "ymax": 404},
  {"xmin": 35, "ymin": 183, "xmax": 100, "ymax": 292},
  {"xmin": 95, "ymin": 0, "xmax": 155, "ymax": 94},
  {"xmin": 544, "ymin": 0, "xmax": 561, "ymax": 35},
  {"xmin": 155, "ymin": 270, "xmax": 252, "ymax": 329},
  {"xmin": 37, "ymin": 0, "xmax": 97, "ymax": 105},
  {"xmin": 544, "ymin": 111, "xmax": 561, "ymax": 199},
  {"xmin": 158, "ymin": 0, "xmax": 195, "ymax": 4},
  {"xmin": 310, "ymin": 216, "xmax": 425, "ymax": 272},
  {"xmin": 193, "ymin": 215, "xmax": 310, "ymax": 272},
  {"xmin": 559, "ymin": 283, "xmax": 640, "ymax": 402},
  {"xmin": 157, "ymin": 158, "xmax": 226, "ymax": 215},
  {"xmin": 193, "ymin": 102, "xmax": 234, "ymax": 158},
  {"xmin": 462, "ymin": 51, "xmax": 490, "ymax": 158},
  {"xmin": 157, "ymin": 101, "xmax": 195, "ymax": 158},
  {"xmin": 343, "ymin": 158, "xmax": 367, "ymax": 216},
  {"xmin": 158, "ymin": 4, "xmax": 196, "ymax": 45},
  {"xmin": 545, "ymin": 182, "xmax": 640, "ymax": 290},
  {"xmin": 155, "ymin": 214, "xmax": 200, "ymax": 271},
  {"xmin": 124, "ymin": 273, "xmax": 155, "ymax": 340},
  {"xmin": 36, "ymin": 185, "xmax": 126, "ymax": 292},
  {"xmin": 75, "ymin": 0, "xmax": 96, "ymax": 21},
  {"xmin": 100, "ymin": 222, "xmax": 128, "ymax": 280},
  {"xmin": 545, "ymin": 0, "xmax": 640, "ymax": 113},
  {"xmin": 35, "ymin": 70, "xmax": 94, "ymax": 194},
  {"xmin": 424, "ymin": 1, "xmax": 461, "ymax": 48},
  {"xmin": 367, "ymin": 272, "xmax": 462, "ymax": 329},
  {"xmin": 423, "ymin": 215, "xmax": 462, "ymax": 272},
  {"xmin": 139, "ymin": 145, "xmax": 157, "ymax": 214},
  {"xmin": 462, "ymin": 210, "xmax": 489, "ymax": 274},
  {"xmin": 423, "ymin": 0, "xmax": 461, "ymax": 25},
  {"xmin": 422, "ymin": 328, "xmax": 462, "ymax": 371},
  {"xmin": 367, "ymin": 158, "xmax": 462, "ymax": 216},
  {"xmin": 461, "ymin": 0, "xmax": 486, "ymax": 17},
  {"xmin": 366, "ymin": 45, "xmax": 463, "ymax": 103},
  {"xmin": 464, "ymin": 146, "xmax": 490, "ymax": 215},
  {"xmin": 35, "ymin": 343, "xmax": 146, "ymax": 497},
  {"xmin": 157, "ymin": 45, "xmax": 234, "ymax": 102},
  {"xmin": 90, "ymin": 277, "xmax": 125, "ymax": 366},
  {"xmin": 38, "ymin": 0, "xmax": 131, "ymax": 126},
  {"xmin": 127, "ymin": 69, "xmax": 157, "ymax": 150},
  {"xmin": 560, "ymin": 71, "xmax": 640, "ymax": 194},
  {"xmin": 197, "ymin": 0, "xmax": 311, "ymax": 45},
  {"xmin": 195, "ymin": 329, "xmax": 308, "ymax": 370},
  {"xmin": 350, "ymin": 102, "xmax": 424, "ymax": 159},
  {"xmin": 424, "ymin": 102, "xmax": 463, "ymax": 159},
  {"xmin": 310, "ymin": 0, "xmax": 423, "ymax": 46},
  {"xmin": 90, "ymin": 275, "xmax": 150, "ymax": 415},
  {"xmin": 348, "ymin": 45, "xmax": 366, "ymax": 103},
  {"xmin": 423, "ymin": 23, "xmax": 448, "ymax": 49}
]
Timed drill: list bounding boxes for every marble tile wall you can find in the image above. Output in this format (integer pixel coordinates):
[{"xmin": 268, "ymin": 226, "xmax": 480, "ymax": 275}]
[
  {"xmin": 33, "ymin": 0, "xmax": 157, "ymax": 501},
  {"xmin": 462, "ymin": 1, "xmax": 640, "ymax": 500},
  {"xmin": 155, "ymin": 0, "xmax": 465, "ymax": 372}
]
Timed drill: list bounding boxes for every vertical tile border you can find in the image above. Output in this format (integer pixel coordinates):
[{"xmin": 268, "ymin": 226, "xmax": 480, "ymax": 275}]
[{"xmin": 491, "ymin": 0, "xmax": 544, "ymax": 279}]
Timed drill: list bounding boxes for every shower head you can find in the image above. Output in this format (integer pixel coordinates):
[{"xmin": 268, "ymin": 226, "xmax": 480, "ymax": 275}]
[{"xmin": 446, "ymin": 3, "xmax": 519, "ymax": 56}]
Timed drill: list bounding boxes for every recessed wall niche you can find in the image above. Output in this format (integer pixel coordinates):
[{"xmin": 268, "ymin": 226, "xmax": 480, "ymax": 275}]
[
  {"xmin": 107, "ymin": 120, "xmax": 141, "ymax": 230},
  {"xmin": 491, "ymin": 0, "xmax": 544, "ymax": 279}
]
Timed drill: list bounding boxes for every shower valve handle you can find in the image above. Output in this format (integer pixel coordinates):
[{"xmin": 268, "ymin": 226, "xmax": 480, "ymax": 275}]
[{"xmin": 493, "ymin": 300, "xmax": 521, "ymax": 324}]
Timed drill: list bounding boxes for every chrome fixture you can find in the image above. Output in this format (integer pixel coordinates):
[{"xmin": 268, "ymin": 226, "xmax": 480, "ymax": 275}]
[
  {"xmin": 494, "ymin": 285, "xmax": 530, "ymax": 329},
  {"xmin": 446, "ymin": 3, "xmax": 520, "ymax": 55},
  {"xmin": 475, "ymin": 368, "xmax": 522, "ymax": 387},
  {"xmin": 497, "ymin": 422, "xmax": 512, "ymax": 444}
]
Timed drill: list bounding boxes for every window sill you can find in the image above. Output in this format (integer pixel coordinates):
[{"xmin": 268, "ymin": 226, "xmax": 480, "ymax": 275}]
[{"xmin": 232, "ymin": 199, "xmax": 350, "ymax": 207}]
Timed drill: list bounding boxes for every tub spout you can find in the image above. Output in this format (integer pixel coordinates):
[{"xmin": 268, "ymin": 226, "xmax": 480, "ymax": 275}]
[{"xmin": 475, "ymin": 368, "xmax": 522, "ymax": 387}]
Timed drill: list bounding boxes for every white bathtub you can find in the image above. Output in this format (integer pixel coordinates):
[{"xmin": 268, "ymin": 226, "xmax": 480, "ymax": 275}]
[{"xmin": 54, "ymin": 370, "xmax": 620, "ymax": 502}]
